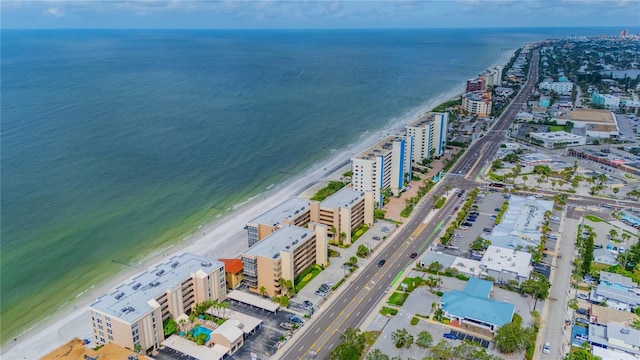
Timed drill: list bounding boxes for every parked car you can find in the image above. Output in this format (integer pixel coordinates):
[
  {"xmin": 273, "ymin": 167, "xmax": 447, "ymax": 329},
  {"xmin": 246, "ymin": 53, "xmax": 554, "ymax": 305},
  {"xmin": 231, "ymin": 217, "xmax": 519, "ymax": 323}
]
[
  {"xmin": 319, "ymin": 284, "xmax": 331, "ymax": 292},
  {"xmin": 378, "ymin": 259, "xmax": 386, "ymax": 267},
  {"xmin": 576, "ymin": 317, "xmax": 590, "ymax": 325},
  {"xmin": 462, "ymin": 222, "xmax": 473, "ymax": 227},
  {"xmin": 290, "ymin": 316, "xmax": 303, "ymax": 324},
  {"xmin": 300, "ymin": 303, "xmax": 311, "ymax": 310},
  {"xmin": 551, "ymin": 216, "xmax": 560, "ymax": 221},
  {"xmin": 542, "ymin": 343, "xmax": 551, "ymax": 354},
  {"xmin": 576, "ymin": 308, "xmax": 589, "ymax": 315},
  {"xmin": 577, "ymin": 293, "xmax": 589, "ymax": 300},
  {"xmin": 494, "ymin": 208, "xmax": 501, "ymax": 212},
  {"xmin": 443, "ymin": 332, "xmax": 457, "ymax": 340},
  {"xmin": 314, "ymin": 290, "xmax": 326, "ymax": 297},
  {"xmin": 325, "ymin": 281, "xmax": 335, "ymax": 287},
  {"xmin": 467, "ymin": 218, "xmax": 477, "ymax": 222},
  {"xmin": 280, "ymin": 322, "xmax": 294, "ymax": 330},
  {"xmin": 373, "ymin": 236, "xmax": 381, "ymax": 240},
  {"xmin": 410, "ymin": 252, "xmax": 418, "ymax": 259},
  {"xmin": 381, "ymin": 227, "xmax": 390, "ymax": 233}
]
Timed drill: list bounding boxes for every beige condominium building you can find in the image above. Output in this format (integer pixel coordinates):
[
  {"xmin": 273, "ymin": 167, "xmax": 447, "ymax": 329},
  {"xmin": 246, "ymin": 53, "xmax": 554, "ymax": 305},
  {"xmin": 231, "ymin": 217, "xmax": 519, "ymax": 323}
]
[
  {"xmin": 310, "ymin": 187, "xmax": 374, "ymax": 245},
  {"xmin": 240, "ymin": 224, "xmax": 328, "ymax": 297},
  {"xmin": 89, "ymin": 253, "xmax": 226, "ymax": 354},
  {"xmin": 462, "ymin": 90, "xmax": 493, "ymax": 116},
  {"xmin": 245, "ymin": 197, "xmax": 311, "ymax": 247},
  {"xmin": 351, "ymin": 136, "xmax": 412, "ymax": 207},
  {"xmin": 406, "ymin": 112, "xmax": 449, "ymax": 162}
]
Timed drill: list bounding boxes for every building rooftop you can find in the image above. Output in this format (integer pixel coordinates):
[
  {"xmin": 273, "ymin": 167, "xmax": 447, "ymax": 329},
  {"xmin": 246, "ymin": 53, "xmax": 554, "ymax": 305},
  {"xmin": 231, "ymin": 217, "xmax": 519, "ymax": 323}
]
[
  {"xmin": 480, "ymin": 246, "xmax": 532, "ymax": 278},
  {"xmin": 593, "ymin": 284, "xmax": 640, "ymax": 306},
  {"xmin": 567, "ymin": 109, "xmax": 617, "ymax": 124},
  {"xmin": 42, "ymin": 338, "xmax": 154, "ymax": 360},
  {"xmin": 320, "ymin": 187, "xmax": 366, "ymax": 209},
  {"xmin": 353, "ymin": 136, "xmax": 404, "ymax": 161},
  {"xmin": 590, "ymin": 304, "xmax": 640, "ymax": 326},
  {"xmin": 90, "ymin": 253, "xmax": 223, "ymax": 323},
  {"xmin": 463, "ymin": 90, "xmax": 491, "ymax": 103},
  {"xmin": 607, "ymin": 323, "xmax": 640, "ymax": 348},
  {"xmin": 530, "ymin": 131, "xmax": 584, "ymax": 141},
  {"xmin": 219, "ymin": 258, "xmax": 243, "ymax": 275},
  {"xmin": 440, "ymin": 279, "xmax": 514, "ymax": 327},
  {"xmin": 420, "ymin": 250, "xmax": 456, "ymax": 269},
  {"xmin": 487, "ymin": 195, "xmax": 554, "ymax": 249},
  {"xmin": 242, "ymin": 226, "xmax": 314, "ymax": 258},
  {"xmin": 600, "ymin": 271, "xmax": 638, "ymax": 288},
  {"xmin": 247, "ymin": 197, "xmax": 310, "ymax": 227},
  {"xmin": 407, "ymin": 112, "xmax": 446, "ymax": 128},
  {"xmin": 213, "ymin": 319, "xmax": 244, "ymax": 343}
]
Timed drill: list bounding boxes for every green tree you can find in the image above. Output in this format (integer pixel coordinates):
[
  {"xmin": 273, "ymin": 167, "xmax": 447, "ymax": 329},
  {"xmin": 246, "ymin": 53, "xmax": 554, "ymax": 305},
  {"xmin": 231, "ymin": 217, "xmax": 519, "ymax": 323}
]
[
  {"xmin": 357, "ymin": 244, "xmax": 369, "ymax": 258},
  {"xmin": 259, "ymin": 286, "xmax": 267, "ymax": 296},
  {"xmin": 163, "ymin": 317, "xmax": 178, "ymax": 337},
  {"xmin": 391, "ymin": 328, "xmax": 413, "ymax": 348},
  {"xmin": 416, "ymin": 330, "xmax": 433, "ymax": 348},
  {"xmin": 365, "ymin": 349, "xmax": 390, "ymax": 360},
  {"xmin": 494, "ymin": 318, "xmax": 530, "ymax": 354}
]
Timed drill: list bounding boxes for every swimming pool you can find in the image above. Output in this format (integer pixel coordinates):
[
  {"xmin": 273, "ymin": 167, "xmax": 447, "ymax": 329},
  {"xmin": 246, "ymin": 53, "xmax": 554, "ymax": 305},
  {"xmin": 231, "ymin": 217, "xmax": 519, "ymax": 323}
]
[{"xmin": 190, "ymin": 325, "xmax": 213, "ymax": 342}]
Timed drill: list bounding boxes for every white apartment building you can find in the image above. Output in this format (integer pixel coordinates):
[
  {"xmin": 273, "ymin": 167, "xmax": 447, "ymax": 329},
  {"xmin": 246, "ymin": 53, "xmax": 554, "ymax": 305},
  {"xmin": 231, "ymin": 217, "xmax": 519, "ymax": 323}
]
[
  {"xmin": 89, "ymin": 253, "xmax": 226, "ymax": 354},
  {"xmin": 529, "ymin": 131, "xmax": 586, "ymax": 148},
  {"xmin": 351, "ymin": 136, "xmax": 412, "ymax": 207},
  {"xmin": 462, "ymin": 91, "xmax": 492, "ymax": 116},
  {"xmin": 539, "ymin": 80, "xmax": 574, "ymax": 95},
  {"xmin": 480, "ymin": 66, "xmax": 503, "ymax": 86},
  {"xmin": 406, "ymin": 112, "xmax": 449, "ymax": 162}
]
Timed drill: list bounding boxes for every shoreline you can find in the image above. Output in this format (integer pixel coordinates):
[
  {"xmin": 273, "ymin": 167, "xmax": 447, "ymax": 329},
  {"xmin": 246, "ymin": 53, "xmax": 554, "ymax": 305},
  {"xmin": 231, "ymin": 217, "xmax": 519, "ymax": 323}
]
[{"xmin": 1, "ymin": 49, "xmax": 516, "ymax": 359}]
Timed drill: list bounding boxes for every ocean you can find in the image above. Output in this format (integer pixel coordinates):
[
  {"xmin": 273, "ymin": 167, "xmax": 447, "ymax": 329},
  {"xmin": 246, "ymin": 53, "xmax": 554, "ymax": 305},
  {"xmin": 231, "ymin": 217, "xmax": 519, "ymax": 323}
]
[{"xmin": 0, "ymin": 27, "xmax": 625, "ymax": 345}]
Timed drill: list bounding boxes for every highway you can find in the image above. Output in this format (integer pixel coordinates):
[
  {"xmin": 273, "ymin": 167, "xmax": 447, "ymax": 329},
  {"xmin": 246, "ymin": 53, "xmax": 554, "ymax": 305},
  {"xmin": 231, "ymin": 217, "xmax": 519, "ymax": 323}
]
[{"xmin": 280, "ymin": 50, "xmax": 541, "ymax": 359}]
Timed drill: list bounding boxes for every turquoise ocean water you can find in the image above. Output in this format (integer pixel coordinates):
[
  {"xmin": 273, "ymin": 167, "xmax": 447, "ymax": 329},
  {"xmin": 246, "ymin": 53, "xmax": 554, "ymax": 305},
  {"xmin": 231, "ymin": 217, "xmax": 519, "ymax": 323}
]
[{"xmin": 0, "ymin": 28, "xmax": 625, "ymax": 345}]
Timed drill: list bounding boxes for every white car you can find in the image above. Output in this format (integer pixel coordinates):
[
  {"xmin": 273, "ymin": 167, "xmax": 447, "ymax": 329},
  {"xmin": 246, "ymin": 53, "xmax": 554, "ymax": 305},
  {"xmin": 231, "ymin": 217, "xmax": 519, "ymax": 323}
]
[
  {"xmin": 550, "ymin": 216, "xmax": 560, "ymax": 221},
  {"xmin": 543, "ymin": 343, "xmax": 551, "ymax": 354}
]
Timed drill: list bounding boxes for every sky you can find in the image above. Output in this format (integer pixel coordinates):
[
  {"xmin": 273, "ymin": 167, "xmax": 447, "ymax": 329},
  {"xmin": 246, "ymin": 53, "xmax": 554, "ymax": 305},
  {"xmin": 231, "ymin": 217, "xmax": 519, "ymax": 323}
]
[{"xmin": 2, "ymin": 0, "xmax": 639, "ymax": 29}]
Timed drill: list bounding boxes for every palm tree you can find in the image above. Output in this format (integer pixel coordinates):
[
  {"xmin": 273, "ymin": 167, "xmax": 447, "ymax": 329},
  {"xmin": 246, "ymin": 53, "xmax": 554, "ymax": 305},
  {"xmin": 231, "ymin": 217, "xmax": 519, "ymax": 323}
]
[
  {"xmin": 610, "ymin": 229, "xmax": 618, "ymax": 241},
  {"xmin": 444, "ymin": 185, "xmax": 452, "ymax": 196},
  {"xmin": 259, "ymin": 286, "xmax": 267, "ymax": 296},
  {"xmin": 522, "ymin": 175, "xmax": 528, "ymax": 186}
]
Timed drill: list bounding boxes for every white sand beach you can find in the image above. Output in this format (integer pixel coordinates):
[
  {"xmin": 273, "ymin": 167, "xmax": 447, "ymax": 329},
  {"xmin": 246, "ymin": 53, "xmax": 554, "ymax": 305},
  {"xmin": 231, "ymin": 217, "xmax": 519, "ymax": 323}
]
[{"xmin": 1, "ymin": 86, "xmax": 463, "ymax": 360}]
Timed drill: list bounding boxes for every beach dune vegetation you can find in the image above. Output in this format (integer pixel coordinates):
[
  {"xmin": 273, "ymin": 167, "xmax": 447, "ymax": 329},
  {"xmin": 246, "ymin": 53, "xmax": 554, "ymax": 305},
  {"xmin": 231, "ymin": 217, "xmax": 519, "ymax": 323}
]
[{"xmin": 311, "ymin": 181, "xmax": 346, "ymax": 201}]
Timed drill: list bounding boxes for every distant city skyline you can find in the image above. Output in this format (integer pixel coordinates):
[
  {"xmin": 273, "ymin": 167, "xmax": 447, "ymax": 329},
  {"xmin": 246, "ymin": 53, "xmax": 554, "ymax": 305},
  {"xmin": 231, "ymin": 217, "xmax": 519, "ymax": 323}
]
[{"xmin": 3, "ymin": 0, "xmax": 639, "ymax": 29}]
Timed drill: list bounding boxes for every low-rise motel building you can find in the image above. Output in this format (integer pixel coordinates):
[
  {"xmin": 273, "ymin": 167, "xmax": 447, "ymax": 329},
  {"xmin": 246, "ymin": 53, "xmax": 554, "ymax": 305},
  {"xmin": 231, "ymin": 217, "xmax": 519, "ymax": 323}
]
[
  {"xmin": 351, "ymin": 136, "xmax": 412, "ymax": 207},
  {"xmin": 240, "ymin": 224, "xmax": 328, "ymax": 297},
  {"xmin": 89, "ymin": 253, "xmax": 226, "ymax": 354},
  {"xmin": 310, "ymin": 187, "xmax": 374, "ymax": 245}
]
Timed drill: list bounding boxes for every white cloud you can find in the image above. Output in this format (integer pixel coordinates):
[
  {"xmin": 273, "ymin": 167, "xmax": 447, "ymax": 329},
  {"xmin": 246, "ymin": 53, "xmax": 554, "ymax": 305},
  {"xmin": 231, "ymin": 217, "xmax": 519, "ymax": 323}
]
[{"xmin": 44, "ymin": 7, "xmax": 64, "ymax": 17}]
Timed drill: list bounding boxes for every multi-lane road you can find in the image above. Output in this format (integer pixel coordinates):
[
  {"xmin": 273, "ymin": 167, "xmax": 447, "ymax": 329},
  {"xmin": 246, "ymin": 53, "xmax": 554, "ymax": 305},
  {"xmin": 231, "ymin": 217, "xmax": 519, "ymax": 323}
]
[{"xmin": 280, "ymin": 51, "xmax": 542, "ymax": 359}]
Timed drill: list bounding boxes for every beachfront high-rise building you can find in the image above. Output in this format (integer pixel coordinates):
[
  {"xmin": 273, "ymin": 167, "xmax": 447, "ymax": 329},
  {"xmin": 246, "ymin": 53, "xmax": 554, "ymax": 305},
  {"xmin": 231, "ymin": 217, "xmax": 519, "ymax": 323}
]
[
  {"xmin": 89, "ymin": 253, "xmax": 226, "ymax": 354},
  {"xmin": 310, "ymin": 187, "xmax": 374, "ymax": 245},
  {"xmin": 240, "ymin": 224, "xmax": 328, "ymax": 297},
  {"xmin": 351, "ymin": 136, "xmax": 412, "ymax": 207},
  {"xmin": 406, "ymin": 112, "xmax": 449, "ymax": 163},
  {"xmin": 479, "ymin": 66, "xmax": 503, "ymax": 87},
  {"xmin": 466, "ymin": 77, "xmax": 486, "ymax": 93},
  {"xmin": 245, "ymin": 197, "xmax": 310, "ymax": 247},
  {"xmin": 462, "ymin": 91, "xmax": 493, "ymax": 116}
]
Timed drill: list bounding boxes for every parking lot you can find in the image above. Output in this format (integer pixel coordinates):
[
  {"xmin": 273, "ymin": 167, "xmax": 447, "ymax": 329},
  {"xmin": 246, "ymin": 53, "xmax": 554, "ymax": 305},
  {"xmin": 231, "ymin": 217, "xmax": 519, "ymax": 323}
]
[{"xmin": 366, "ymin": 274, "xmax": 534, "ymax": 359}]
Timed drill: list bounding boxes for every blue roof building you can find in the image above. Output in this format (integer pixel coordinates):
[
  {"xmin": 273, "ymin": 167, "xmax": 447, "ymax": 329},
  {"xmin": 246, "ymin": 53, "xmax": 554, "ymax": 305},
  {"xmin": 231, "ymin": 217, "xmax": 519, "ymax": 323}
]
[{"xmin": 439, "ymin": 278, "xmax": 515, "ymax": 333}]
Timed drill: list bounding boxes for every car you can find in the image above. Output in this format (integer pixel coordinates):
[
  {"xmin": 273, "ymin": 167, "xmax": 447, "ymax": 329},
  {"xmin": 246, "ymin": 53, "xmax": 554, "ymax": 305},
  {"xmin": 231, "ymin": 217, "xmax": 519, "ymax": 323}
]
[
  {"xmin": 410, "ymin": 252, "xmax": 418, "ymax": 259},
  {"xmin": 319, "ymin": 284, "xmax": 331, "ymax": 292},
  {"xmin": 494, "ymin": 208, "xmax": 501, "ymax": 212},
  {"xmin": 550, "ymin": 216, "xmax": 560, "ymax": 221},
  {"xmin": 381, "ymin": 227, "xmax": 390, "ymax": 233},
  {"xmin": 455, "ymin": 233, "xmax": 463, "ymax": 238},
  {"xmin": 303, "ymin": 300, "xmax": 313, "ymax": 307},
  {"xmin": 535, "ymin": 194, "xmax": 544, "ymax": 198},
  {"xmin": 576, "ymin": 317, "xmax": 589, "ymax": 325},
  {"xmin": 467, "ymin": 218, "xmax": 476, "ymax": 222},
  {"xmin": 576, "ymin": 308, "xmax": 589, "ymax": 316},
  {"xmin": 577, "ymin": 293, "xmax": 588, "ymax": 300},
  {"xmin": 280, "ymin": 322, "xmax": 294, "ymax": 330},
  {"xmin": 542, "ymin": 343, "xmax": 551, "ymax": 354},
  {"xmin": 454, "ymin": 206, "xmax": 459, "ymax": 211},
  {"xmin": 325, "ymin": 281, "xmax": 335, "ymax": 287},
  {"xmin": 457, "ymin": 193, "xmax": 463, "ymax": 198},
  {"xmin": 290, "ymin": 316, "xmax": 303, "ymax": 324},
  {"xmin": 459, "ymin": 226, "xmax": 468, "ymax": 230},
  {"xmin": 314, "ymin": 290, "xmax": 326, "ymax": 296},
  {"xmin": 462, "ymin": 222, "xmax": 472, "ymax": 227},
  {"xmin": 377, "ymin": 259, "xmax": 386, "ymax": 267},
  {"xmin": 372, "ymin": 236, "xmax": 381, "ymax": 241},
  {"xmin": 300, "ymin": 303, "xmax": 311, "ymax": 310},
  {"xmin": 443, "ymin": 332, "xmax": 457, "ymax": 340}
]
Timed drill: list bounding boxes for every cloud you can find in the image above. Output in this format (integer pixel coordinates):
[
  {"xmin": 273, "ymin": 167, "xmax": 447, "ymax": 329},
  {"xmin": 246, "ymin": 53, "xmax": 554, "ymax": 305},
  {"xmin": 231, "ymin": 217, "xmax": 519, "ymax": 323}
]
[{"xmin": 44, "ymin": 6, "xmax": 64, "ymax": 17}]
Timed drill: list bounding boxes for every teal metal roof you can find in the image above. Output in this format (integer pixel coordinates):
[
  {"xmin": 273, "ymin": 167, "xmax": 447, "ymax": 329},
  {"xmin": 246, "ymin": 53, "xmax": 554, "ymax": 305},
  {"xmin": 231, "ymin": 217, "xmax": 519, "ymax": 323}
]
[
  {"xmin": 440, "ymin": 290, "xmax": 515, "ymax": 327},
  {"xmin": 463, "ymin": 278, "xmax": 493, "ymax": 298}
]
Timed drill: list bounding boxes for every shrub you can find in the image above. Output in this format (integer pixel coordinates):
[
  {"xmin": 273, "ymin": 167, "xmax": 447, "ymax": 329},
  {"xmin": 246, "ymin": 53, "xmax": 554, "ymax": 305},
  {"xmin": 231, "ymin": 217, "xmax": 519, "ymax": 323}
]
[{"xmin": 410, "ymin": 316, "xmax": 419, "ymax": 325}]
